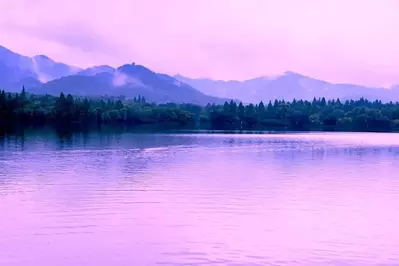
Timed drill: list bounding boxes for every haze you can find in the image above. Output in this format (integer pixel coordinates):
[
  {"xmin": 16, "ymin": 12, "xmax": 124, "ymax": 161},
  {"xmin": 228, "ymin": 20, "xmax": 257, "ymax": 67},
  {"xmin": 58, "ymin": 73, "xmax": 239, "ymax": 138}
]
[{"xmin": 1, "ymin": 0, "xmax": 399, "ymax": 87}]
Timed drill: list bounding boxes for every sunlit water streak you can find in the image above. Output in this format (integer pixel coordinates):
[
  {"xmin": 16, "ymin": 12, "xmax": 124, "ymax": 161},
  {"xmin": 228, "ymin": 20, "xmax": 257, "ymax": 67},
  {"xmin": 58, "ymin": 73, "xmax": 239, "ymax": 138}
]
[{"xmin": 1, "ymin": 132, "xmax": 399, "ymax": 265}]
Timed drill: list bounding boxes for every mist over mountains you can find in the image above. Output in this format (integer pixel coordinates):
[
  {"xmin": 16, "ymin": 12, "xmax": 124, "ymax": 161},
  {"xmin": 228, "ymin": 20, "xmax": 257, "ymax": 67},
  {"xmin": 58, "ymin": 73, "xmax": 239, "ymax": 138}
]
[{"xmin": 1, "ymin": 44, "xmax": 398, "ymax": 105}]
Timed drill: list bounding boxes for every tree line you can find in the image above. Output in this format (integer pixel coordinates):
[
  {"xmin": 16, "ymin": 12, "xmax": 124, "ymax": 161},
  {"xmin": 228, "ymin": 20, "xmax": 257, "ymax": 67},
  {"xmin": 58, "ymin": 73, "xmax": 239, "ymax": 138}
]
[{"xmin": 2, "ymin": 88, "xmax": 399, "ymax": 132}]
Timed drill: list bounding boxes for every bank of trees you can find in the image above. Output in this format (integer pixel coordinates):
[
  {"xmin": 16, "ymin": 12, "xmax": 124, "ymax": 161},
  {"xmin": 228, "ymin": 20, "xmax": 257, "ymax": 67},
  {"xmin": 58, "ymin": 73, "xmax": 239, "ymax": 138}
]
[
  {"xmin": 207, "ymin": 97, "xmax": 399, "ymax": 131},
  {"xmin": 1, "ymin": 88, "xmax": 399, "ymax": 132}
]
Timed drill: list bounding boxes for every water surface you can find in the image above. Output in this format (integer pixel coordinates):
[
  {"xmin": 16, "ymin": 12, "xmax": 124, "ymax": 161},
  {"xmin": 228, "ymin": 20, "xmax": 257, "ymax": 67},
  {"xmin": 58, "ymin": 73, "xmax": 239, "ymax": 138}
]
[{"xmin": 1, "ymin": 131, "xmax": 399, "ymax": 265}]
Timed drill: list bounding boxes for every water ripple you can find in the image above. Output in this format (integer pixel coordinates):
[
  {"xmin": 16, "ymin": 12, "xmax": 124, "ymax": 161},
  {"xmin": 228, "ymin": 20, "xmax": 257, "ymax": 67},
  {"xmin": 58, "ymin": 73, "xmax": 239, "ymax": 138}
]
[{"xmin": 1, "ymin": 132, "xmax": 399, "ymax": 265}]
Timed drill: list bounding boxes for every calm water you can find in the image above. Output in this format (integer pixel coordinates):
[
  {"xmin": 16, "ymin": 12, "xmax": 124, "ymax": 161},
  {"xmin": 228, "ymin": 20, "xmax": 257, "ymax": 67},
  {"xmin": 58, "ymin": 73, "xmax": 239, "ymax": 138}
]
[{"xmin": 1, "ymin": 131, "xmax": 399, "ymax": 266}]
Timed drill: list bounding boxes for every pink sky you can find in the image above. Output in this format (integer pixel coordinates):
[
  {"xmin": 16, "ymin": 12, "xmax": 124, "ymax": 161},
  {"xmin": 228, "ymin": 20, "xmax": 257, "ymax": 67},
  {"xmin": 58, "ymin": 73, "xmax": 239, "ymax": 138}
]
[{"xmin": 1, "ymin": 0, "xmax": 399, "ymax": 87}]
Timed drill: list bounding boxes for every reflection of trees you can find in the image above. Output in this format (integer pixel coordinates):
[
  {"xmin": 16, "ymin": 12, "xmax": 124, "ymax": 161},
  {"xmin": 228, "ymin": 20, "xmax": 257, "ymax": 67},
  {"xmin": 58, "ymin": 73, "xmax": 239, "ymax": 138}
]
[
  {"xmin": 0, "ymin": 134, "xmax": 4, "ymax": 150},
  {"xmin": 55, "ymin": 125, "xmax": 74, "ymax": 149}
]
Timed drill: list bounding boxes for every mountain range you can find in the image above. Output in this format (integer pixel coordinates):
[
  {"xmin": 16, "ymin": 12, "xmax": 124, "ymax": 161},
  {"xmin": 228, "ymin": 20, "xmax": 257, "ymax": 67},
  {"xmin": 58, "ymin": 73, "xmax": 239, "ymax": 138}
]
[
  {"xmin": 1, "ymin": 44, "xmax": 399, "ymax": 104},
  {"xmin": 175, "ymin": 73, "xmax": 399, "ymax": 103},
  {"xmin": 0, "ymin": 45, "xmax": 228, "ymax": 105}
]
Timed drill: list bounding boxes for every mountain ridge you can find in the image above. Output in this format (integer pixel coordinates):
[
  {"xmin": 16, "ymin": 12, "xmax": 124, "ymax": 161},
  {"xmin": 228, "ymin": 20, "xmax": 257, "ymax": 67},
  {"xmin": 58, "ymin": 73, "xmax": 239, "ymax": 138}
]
[
  {"xmin": 0, "ymin": 45, "xmax": 230, "ymax": 105},
  {"xmin": 175, "ymin": 72, "xmax": 399, "ymax": 103},
  {"xmin": 2, "ymin": 44, "xmax": 399, "ymax": 104}
]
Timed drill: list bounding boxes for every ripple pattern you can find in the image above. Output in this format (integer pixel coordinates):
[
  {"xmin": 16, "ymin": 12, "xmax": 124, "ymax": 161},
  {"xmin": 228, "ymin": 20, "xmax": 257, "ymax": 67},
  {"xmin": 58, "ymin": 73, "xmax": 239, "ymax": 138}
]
[{"xmin": 1, "ymin": 132, "xmax": 399, "ymax": 265}]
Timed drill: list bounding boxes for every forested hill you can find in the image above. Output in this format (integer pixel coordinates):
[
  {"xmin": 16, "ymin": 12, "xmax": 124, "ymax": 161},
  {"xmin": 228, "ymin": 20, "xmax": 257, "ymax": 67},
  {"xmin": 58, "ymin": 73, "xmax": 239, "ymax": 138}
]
[{"xmin": 1, "ymin": 89, "xmax": 399, "ymax": 132}]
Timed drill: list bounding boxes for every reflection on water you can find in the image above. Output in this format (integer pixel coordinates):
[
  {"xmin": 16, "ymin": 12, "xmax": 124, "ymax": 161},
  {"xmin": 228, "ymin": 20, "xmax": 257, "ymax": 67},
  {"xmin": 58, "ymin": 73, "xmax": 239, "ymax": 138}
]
[{"xmin": 1, "ymin": 131, "xmax": 399, "ymax": 265}]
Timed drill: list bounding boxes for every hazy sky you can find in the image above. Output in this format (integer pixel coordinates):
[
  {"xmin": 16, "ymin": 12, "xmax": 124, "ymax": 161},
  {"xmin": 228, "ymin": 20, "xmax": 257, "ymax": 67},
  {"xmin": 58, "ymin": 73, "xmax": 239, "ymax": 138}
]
[{"xmin": 1, "ymin": 0, "xmax": 399, "ymax": 87}]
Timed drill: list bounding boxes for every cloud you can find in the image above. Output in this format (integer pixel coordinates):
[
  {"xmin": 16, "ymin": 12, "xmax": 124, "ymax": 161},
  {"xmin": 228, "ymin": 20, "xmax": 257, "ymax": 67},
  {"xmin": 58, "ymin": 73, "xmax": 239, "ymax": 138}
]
[
  {"xmin": 112, "ymin": 71, "xmax": 143, "ymax": 87},
  {"xmin": 6, "ymin": 22, "xmax": 122, "ymax": 55},
  {"xmin": 31, "ymin": 57, "xmax": 52, "ymax": 83},
  {"xmin": 1, "ymin": 0, "xmax": 399, "ymax": 87}
]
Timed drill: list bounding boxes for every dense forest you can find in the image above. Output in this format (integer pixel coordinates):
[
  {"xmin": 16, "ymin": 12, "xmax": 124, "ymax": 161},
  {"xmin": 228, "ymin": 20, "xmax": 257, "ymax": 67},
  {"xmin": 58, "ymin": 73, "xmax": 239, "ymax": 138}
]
[{"xmin": 2, "ymin": 88, "xmax": 399, "ymax": 132}]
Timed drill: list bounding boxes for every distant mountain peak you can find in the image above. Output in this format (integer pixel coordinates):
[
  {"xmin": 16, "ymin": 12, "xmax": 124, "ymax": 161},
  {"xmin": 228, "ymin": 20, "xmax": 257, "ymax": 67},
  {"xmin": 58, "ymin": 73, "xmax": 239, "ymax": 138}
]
[
  {"xmin": 117, "ymin": 63, "xmax": 154, "ymax": 75},
  {"xmin": 77, "ymin": 65, "xmax": 115, "ymax": 77},
  {"xmin": 97, "ymin": 64, "xmax": 113, "ymax": 68},
  {"xmin": 34, "ymin": 54, "xmax": 51, "ymax": 60},
  {"xmin": 282, "ymin": 71, "xmax": 304, "ymax": 77}
]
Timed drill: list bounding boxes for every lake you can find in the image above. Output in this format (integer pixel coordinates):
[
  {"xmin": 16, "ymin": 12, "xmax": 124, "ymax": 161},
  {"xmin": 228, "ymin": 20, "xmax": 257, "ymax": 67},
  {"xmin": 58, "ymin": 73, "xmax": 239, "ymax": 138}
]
[{"xmin": 1, "ymin": 131, "xmax": 399, "ymax": 265}]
